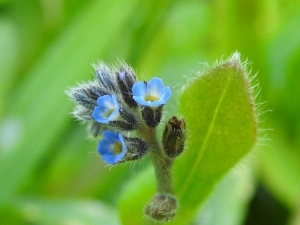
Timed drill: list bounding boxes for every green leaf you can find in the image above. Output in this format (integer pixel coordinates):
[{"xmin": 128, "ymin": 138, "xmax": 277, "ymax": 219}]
[
  {"xmin": 0, "ymin": 19, "xmax": 19, "ymax": 115},
  {"xmin": 119, "ymin": 167, "xmax": 156, "ymax": 225},
  {"xmin": 118, "ymin": 53, "xmax": 257, "ymax": 224},
  {"xmin": 15, "ymin": 198, "xmax": 119, "ymax": 225},
  {"xmin": 194, "ymin": 164, "xmax": 255, "ymax": 225},
  {"xmin": 260, "ymin": 128, "xmax": 300, "ymax": 209},
  {"xmin": 0, "ymin": 0, "xmax": 139, "ymax": 209},
  {"xmin": 171, "ymin": 53, "xmax": 257, "ymax": 224}
]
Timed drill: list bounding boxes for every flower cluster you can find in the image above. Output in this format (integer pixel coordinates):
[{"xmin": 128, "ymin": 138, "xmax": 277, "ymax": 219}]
[
  {"xmin": 66, "ymin": 61, "xmax": 186, "ymax": 222},
  {"xmin": 66, "ymin": 61, "xmax": 182, "ymax": 165}
]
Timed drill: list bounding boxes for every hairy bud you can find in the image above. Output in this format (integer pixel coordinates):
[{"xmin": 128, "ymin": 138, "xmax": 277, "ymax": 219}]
[
  {"xmin": 66, "ymin": 81, "xmax": 109, "ymax": 110},
  {"xmin": 145, "ymin": 194, "xmax": 177, "ymax": 222},
  {"xmin": 141, "ymin": 105, "xmax": 163, "ymax": 128},
  {"xmin": 162, "ymin": 116, "xmax": 186, "ymax": 157},
  {"xmin": 122, "ymin": 137, "xmax": 148, "ymax": 161},
  {"xmin": 109, "ymin": 108, "xmax": 138, "ymax": 131},
  {"xmin": 116, "ymin": 66, "xmax": 138, "ymax": 108},
  {"xmin": 89, "ymin": 122, "xmax": 103, "ymax": 137},
  {"xmin": 94, "ymin": 63, "xmax": 118, "ymax": 93}
]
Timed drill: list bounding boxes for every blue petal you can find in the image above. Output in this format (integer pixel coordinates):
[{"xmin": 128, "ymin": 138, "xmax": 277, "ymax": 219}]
[
  {"xmin": 111, "ymin": 95, "xmax": 120, "ymax": 110},
  {"xmin": 95, "ymin": 118, "xmax": 109, "ymax": 124},
  {"xmin": 133, "ymin": 96, "xmax": 148, "ymax": 106},
  {"xmin": 106, "ymin": 95, "xmax": 120, "ymax": 121},
  {"xmin": 97, "ymin": 95, "xmax": 111, "ymax": 105},
  {"xmin": 93, "ymin": 95, "xmax": 120, "ymax": 124},
  {"xmin": 118, "ymin": 133, "xmax": 126, "ymax": 147},
  {"xmin": 98, "ymin": 132, "xmax": 127, "ymax": 164},
  {"xmin": 107, "ymin": 109, "xmax": 120, "ymax": 121},
  {"xmin": 148, "ymin": 100, "xmax": 165, "ymax": 107},
  {"xmin": 98, "ymin": 139, "xmax": 113, "ymax": 155},
  {"xmin": 160, "ymin": 86, "xmax": 172, "ymax": 102},
  {"xmin": 132, "ymin": 81, "xmax": 147, "ymax": 97},
  {"xmin": 97, "ymin": 95, "xmax": 116, "ymax": 113},
  {"xmin": 147, "ymin": 77, "xmax": 164, "ymax": 97},
  {"xmin": 103, "ymin": 130, "xmax": 119, "ymax": 142},
  {"xmin": 102, "ymin": 153, "xmax": 117, "ymax": 164},
  {"xmin": 92, "ymin": 106, "xmax": 101, "ymax": 120},
  {"xmin": 92, "ymin": 106, "xmax": 109, "ymax": 124},
  {"xmin": 114, "ymin": 135, "xmax": 127, "ymax": 163},
  {"xmin": 96, "ymin": 104, "xmax": 109, "ymax": 113},
  {"xmin": 114, "ymin": 150, "xmax": 126, "ymax": 163}
]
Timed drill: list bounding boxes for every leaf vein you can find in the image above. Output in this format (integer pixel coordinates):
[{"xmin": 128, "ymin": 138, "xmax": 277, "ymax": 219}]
[{"xmin": 177, "ymin": 73, "xmax": 233, "ymax": 197}]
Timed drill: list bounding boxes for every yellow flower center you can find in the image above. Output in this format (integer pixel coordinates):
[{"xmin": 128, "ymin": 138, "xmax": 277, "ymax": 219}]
[
  {"xmin": 145, "ymin": 95, "xmax": 159, "ymax": 102},
  {"xmin": 113, "ymin": 142, "xmax": 122, "ymax": 155},
  {"xmin": 105, "ymin": 108, "xmax": 115, "ymax": 117},
  {"xmin": 101, "ymin": 106, "xmax": 115, "ymax": 118}
]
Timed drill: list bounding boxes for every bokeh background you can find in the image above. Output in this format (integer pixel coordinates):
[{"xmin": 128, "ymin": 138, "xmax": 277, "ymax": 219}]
[{"xmin": 0, "ymin": 0, "xmax": 300, "ymax": 224}]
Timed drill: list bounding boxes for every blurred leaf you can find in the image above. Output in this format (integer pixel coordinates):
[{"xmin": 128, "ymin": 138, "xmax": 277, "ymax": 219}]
[
  {"xmin": 0, "ymin": 0, "xmax": 139, "ymax": 209},
  {"xmin": 125, "ymin": 0, "xmax": 176, "ymax": 66},
  {"xmin": 171, "ymin": 53, "xmax": 257, "ymax": 224},
  {"xmin": 16, "ymin": 198, "xmax": 119, "ymax": 225},
  {"xmin": 136, "ymin": 0, "xmax": 210, "ymax": 85},
  {"xmin": 194, "ymin": 163, "xmax": 255, "ymax": 225},
  {"xmin": 267, "ymin": 14, "xmax": 300, "ymax": 129},
  {"xmin": 0, "ymin": 0, "xmax": 9, "ymax": 6},
  {"xmin": 290, "ymin": 201, "xmax": 300, "ymax": 225},
  {"xmin": 260, "ymin": 129, "xmax": 300, "ymax": 209},
  {"xmin": 8, "ymin": 0, "xmax": 48, "ymax": 71},
  {"xmin": 260, "ymin": 7, "xmax": 300, "ymax": 213},
  {"xmin": 36, "ymin": 126, "xmax": 98, "ymax": 196},
  {"xmin": 119, "ymin": 167, "xmax": 155, "ymax": 225},
  {"xmin": 0, "ymin": 19, "xmax": 19, "ymax": 115}
]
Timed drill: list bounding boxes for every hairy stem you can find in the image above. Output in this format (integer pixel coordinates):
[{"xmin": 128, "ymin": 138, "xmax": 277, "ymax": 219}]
[
  {"xmin": 149, "ymin": 147, "xmax": 174, "ymax": 194},
  {"xmin": 138, "ymin": 125, "xmax": 174, "ymax": 194}
]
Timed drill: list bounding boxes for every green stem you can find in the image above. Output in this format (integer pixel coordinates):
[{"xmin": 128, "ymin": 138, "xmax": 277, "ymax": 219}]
[
  {"xmin": 149, "ymin": 147, "xmax": 174, "ymax": 194},
  {"xmin": 139, "ymin": 126, "xmax": 174, "ymax": 194}
]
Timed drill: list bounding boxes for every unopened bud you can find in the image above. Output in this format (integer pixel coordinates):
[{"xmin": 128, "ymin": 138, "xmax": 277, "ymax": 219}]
[
  {"xmin": 141, "ymin": 105, "xmax": 163, "ymax": 128},
  {"xmin": 162, "ymin": 116, "xmax": 186, "ymax": 158},
  {"xmin": 145, "ymin": 194, "xmax": 177, "ymax": 222},
  {"xmin": 122, "ymin": 137, "xmax": 148, "ymax": 161},
  {"xmin": 89, "ymin": 122, "xmax": 103, "ymax": 137},
  {"xmin": 116, "ymin": 66, "xmax": 137, "ymax": 108},
  {"xmin": 94, "ymin": 63, "xmax": 118, "ymax": 93},
  {"xmin": 109, "ymin": 108, "xmax": 138, "ymax": 131},
  {"xmin": 66, "ymin": 81, "xmax": 108, "ymax": 110}
]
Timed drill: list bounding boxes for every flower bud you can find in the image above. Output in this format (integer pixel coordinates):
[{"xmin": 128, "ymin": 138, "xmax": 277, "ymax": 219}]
[
  {"xmin": 141, "ymin": 105, "xmax": 163, "ymax": 128},
  {"xmin": 116, "ymin": 66, "xmax": 138, "ymax": 108},
  {"xmin": 162, "ymin": 116, "xmax": 186, "ymax": 158},
  {"xmin": 122, "ymin": 137, "xmax": 148, "ymax": 161},
  {"xmin": 66, "ymin": 81, "xmax": 108, "ymax": 110},
  {"xmin": 145, "ymin": 194, "xmax": 177, "ymax": 222},
  {"xmin": 89, "ymin": 122, "xmax": 103, "ymax": 137},
  {"xmin": 94, "ymin": 63, "xmax": 118, "ymax": 93},
  {"xmin": 109, "ymin": 108, "xmax": 138, "ymax": 131},
  {"xmin": 71, "ymin": 105, "xmax": 93, "ymax": 121}
]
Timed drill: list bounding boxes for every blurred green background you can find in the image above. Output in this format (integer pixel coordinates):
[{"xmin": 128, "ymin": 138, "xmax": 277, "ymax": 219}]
[{"xmin": 0, "ymin": 0, "xmax": 300, "ymax": 224}]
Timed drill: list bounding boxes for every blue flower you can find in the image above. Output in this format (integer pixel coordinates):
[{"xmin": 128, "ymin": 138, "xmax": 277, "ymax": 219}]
[
  {"xmin": 132, "ymin": 77, "xmax": 171, "ymax": 107},
  {"xmin": 98, "ymin": 130, "xmax": 127, "ymax": 164},
  {"xmin": 92, "ymin": 95, "xmax": 120, "ymax": 124}
]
